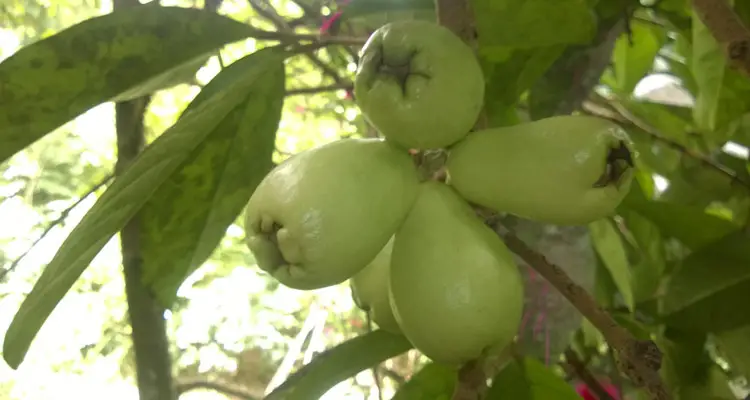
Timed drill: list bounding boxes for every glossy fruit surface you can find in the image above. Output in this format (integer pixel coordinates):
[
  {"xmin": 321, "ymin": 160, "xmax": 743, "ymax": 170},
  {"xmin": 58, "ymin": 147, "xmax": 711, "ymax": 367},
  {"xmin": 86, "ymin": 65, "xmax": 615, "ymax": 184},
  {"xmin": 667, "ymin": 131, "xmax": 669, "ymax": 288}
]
[
  {"xmin": 389, "ymin": 181, "xmax": 524, "ymax": 365},
  {"xmin": 446, "ymin": 115, "xmax": 635, "ymax": 225},
  {"xmin": 354, "ymin": 20, "xmax": 485, "ymax": 150},
  {"xmin": 244, "ymin": 138, "xmax": 419, "ymax": 290},
  {"xmin": 350, "ymin": 237, "xmax": 401, "ymax": 334}
]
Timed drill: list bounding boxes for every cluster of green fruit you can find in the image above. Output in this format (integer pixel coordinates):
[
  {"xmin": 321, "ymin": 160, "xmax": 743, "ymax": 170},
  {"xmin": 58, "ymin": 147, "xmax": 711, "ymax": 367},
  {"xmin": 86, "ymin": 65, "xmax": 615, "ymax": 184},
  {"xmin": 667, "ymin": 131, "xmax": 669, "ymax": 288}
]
[{"xmin": 243, "ymin": 20, "xmax": 636, "ymax": 366}]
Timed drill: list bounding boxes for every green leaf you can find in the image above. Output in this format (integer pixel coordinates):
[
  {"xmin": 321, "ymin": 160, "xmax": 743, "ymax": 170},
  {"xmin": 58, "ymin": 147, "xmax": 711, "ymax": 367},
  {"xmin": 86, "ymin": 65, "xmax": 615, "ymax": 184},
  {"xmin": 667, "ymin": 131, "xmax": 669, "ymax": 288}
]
[
  {"xmin": 619, "ymin": 99, "xmax": 693, "ymax": 145},
  {"xmin": 139, "ymin": 51, "xmax": 286, "ymax": 307},
  {"xmin": 714, "ymin": 325, "xmax": 750, "ymax": 380},
  {"xmin": 481, "ymin": 46, "xmax": 565, "ymax": 127},
  {"xmin": 265, "ymin": 330, "xmax": 413, "ymax": 400},
  {"xmin": 691, "ymin": 6, "xmax": 727, "ymax": 132},
  {"xmin": 487, "ymin": 357, "xmax": 580, "ymax": 399},
  {"xmin": 662, "ymin": 230, "xmax": 750, "ymax": 332},
  {"xmin": 339, "ymin": 0, "xmax": 433, "ymax": 20},
  {"xmin": 391, "ymin": 363, "xmax": 457, "ymax": 400},
  {"xmin": 620, "ymin": 193, "xmax": 739, "ymax": 250},
  {"xmin": 473, "ymin": 0, "xmax": 596, "ymax": 49},
  {"xmin": 0, "ymin": 6, "xmax": 255, "ymax": 164},
  {"xmin": 620, "ymin": 210, "xmax": 667, "ymax": 302},
  {"xmin": 1, "ymin": 48, "xmax": 285, "ymax": 370},
  {"xmin": 588, "ymin": 219, "xmax": 635, "ymax": 311},
  {"xmin": 610, "ymin": 19, "xmax": 667, "ymax": 94}
]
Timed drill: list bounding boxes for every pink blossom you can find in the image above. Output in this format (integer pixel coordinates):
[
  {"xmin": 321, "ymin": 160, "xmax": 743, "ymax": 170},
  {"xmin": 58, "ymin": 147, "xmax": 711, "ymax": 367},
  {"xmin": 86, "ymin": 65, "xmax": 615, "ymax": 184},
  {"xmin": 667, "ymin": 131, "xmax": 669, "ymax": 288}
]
[{"xmin": 575, "ymin": 382, "xmax": 621, "ymax": 400}]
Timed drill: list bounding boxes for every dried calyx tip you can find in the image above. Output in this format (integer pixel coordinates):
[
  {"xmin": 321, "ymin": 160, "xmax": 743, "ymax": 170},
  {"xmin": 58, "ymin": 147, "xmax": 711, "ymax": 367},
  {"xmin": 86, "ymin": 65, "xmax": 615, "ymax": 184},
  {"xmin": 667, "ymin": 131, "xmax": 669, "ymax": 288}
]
[
  {"xmin": 374, "ymin": 45, "xmax": 429, "ymax": 95},
  {"xmin": 592, "ymin": 141, "xmax": 634, "ymax": 188}
]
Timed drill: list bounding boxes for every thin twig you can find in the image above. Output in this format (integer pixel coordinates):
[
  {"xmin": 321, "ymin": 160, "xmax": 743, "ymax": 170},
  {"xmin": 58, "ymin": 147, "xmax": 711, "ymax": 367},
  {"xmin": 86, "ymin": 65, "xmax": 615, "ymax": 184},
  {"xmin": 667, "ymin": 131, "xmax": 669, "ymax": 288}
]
[
  {"xmin": 246, "ymin": 0, "xmax": 359, "ymax": 89},
  {"xmin": 0, "ymin": 174, "xmax": 114, "ymax": 281},
  {"xmin": 249, "ymin": 28, "xmax": 366, "ymax": 46},
  {"xmin": 175, "ymin": 377, "xmax": 258, "ymax": 400},
  {"xmin": 691, "ymin": 0, "xmax": 750, "ymax": 77},
  {"xmin": 285, "ymin": 83, "xmax": 353, "ymax": 96},
  {"xmin": 563, "ymin": 348, "xmax": 615, "ymax": 400},
  {"xmin": 366, "ymin": 314, "xmax": 384, "ymax": 400}
]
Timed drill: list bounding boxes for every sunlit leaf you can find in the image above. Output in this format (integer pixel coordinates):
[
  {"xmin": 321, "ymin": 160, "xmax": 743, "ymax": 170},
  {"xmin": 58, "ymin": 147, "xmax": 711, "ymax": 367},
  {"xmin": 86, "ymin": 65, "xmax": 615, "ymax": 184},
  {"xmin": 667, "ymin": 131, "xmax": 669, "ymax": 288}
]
[
  {"xmin": 140, "ymin": 50, "xmax": 286, "ymax": 307},
  {"xmin": 589, "ymin": 219, "xmax": 635, "ymax": 311},
  {"xmin": 0, "ymin": 6, "xmax": 255, "ymax": 163},
  {"xmin": 610, "ymin": 19, "xmax": 667, "ymax": 94},
  {"xmin": 714, "ymin": 325, "xmax": 750, "ymax": 380},
  {"xmin": 265, "ymin": 330, "xmax": 413, "ymax": 400},
  {"xmin": 487, "ymin": 357, "xmax": 580, "ymax": 399},
  {"xmin": 391, "ymin": 362, "xmax": 457, "ymax": 400},
  {"xmin": 662, "ymin": 230, "xmax": 750, "ymax": 332},
  {"xmin": 1, "ymin": 49, "xmax": 284, "ymax": 370}
]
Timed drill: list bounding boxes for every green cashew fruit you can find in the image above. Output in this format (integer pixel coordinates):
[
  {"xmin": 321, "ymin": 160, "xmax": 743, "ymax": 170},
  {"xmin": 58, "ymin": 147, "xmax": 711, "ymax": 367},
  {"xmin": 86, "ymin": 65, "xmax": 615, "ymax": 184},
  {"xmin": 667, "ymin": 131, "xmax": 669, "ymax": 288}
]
[
  {"xmin": 244, "ymin": 138, "xmax": 420, "ymax": 290},
  {"xmin": 354, "ymin": 20, "xmax": 485, "ymax": 150},
  {"xmin": 350, "ymin": 237, "xmax": 401, "ymax": 334},
  {"xmin": 388, "ymin": 181, "xmax": 524, "ymax": 365},
  {"xmin": 446, "ymin": 115, "xmax": 635, "ymax": 226}
]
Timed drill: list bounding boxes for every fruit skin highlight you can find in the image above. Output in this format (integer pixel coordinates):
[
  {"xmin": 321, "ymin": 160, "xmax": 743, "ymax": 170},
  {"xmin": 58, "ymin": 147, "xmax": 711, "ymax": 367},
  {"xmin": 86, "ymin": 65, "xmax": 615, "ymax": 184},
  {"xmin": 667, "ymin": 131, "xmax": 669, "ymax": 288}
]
[
  {"xmin": 388, "ymin": 181, "xmax": 524, "ymax": 365},
  {"xmin": 354, "ymin": 20, "xmax": 485, "ymax": 150},
  {"xmin": 446, "ymin": 115, "xmax": 635, "ymax": 226},
  {"xmin": 244, "ymin": 138, "xmax": 420, "ymax": 290},
  {"xmin": 350, "ymin": 237, "xmax": 401, "ymax": 334}
]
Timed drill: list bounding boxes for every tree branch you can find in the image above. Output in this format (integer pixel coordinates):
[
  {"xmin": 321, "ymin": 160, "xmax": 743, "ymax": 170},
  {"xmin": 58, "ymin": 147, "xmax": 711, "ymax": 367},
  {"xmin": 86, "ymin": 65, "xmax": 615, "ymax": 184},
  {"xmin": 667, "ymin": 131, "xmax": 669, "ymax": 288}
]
[
  {"xmin": 691, "ymin": 0, "xmax": 750, "ymax": 77},
  {"xmin": 176, "ymin": 377, "xmax": 258, "ymax": 400},
  {"xmin": 563, "ymin": 348, "xmax": 615, "ymax": 400},
  {"xmin": 114, "ymin": 3, "xmax": 176, "ymax": 399},
  {"xmin": 0, "ymin": 174, "xmax": 113, "ymax": 281},
  {"xmin": 246, "ymin": 0, "xmax": 358, "ymax": 88},
  {"xmin": 484, "ymin": 219, "xmax": 668, "ymax": 400},
  {"xmin": 582, "ymin": 95, "xmax": 750, "ymax": 191},
  {"xmin": 250, "ymin": 28, "xmax": 366, "ymax": 46}
]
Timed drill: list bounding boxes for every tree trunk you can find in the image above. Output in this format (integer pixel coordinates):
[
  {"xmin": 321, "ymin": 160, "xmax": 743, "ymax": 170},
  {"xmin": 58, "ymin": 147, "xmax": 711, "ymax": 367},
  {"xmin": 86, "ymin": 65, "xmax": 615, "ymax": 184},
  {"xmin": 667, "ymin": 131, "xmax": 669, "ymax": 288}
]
[{"xmin": 113, "ymin": 2, "xmax": 176, "ymax": 399}]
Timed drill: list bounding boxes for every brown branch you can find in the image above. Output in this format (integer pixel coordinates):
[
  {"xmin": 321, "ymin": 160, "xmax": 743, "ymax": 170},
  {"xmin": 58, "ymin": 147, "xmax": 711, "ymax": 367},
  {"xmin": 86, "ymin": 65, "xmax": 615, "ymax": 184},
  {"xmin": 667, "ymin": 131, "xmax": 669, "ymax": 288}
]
[
  {"xmin": 563, "ymin": 348, "xmax": 615, "ymax": 400},
  {"xmin": 175, "ymin": 377, "xmax": 258, "ymax": 400},
  {"xmin": 691, "ymin": 0, "xmax": 750, "ymax": 77},
  {"xmin": 582, "ymin": 96, "xmax": 750, "ymax": 191},
  {"xmin": 0, "ymin": 174, "xmax": 114, "ymax": 281},
  {"xmin": 246, "ymin": 0, "xmax": 357, "ymax": 88},
  {"xmin": 250, "ymin": 28, "xmax": 366, "ymax": 46},
  {"xmin": 487, "ymin": 222, "xmax": 668, "ymax": 400}
]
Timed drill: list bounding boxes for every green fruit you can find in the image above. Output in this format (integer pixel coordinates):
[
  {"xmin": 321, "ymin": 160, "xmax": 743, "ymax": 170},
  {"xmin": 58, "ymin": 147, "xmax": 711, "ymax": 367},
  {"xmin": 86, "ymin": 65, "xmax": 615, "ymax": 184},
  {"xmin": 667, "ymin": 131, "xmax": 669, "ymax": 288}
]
[
  {"xmin": 244, "ymin": 138, "xmax": 419, "ymax": 290},
  {"xmin": 350, "ymin": 237, "xmax": 401, "ymax": 334},
  {"xmin": 446, "ymin": 115, "xmax": 635, "ymax": 226},
  {"xmin": 389, "ymin": 181, "xmax": 524, "ymax": 365},
  {"xmin": 354, "ymin": 20, "xmax": 485, "ymax": 150}
]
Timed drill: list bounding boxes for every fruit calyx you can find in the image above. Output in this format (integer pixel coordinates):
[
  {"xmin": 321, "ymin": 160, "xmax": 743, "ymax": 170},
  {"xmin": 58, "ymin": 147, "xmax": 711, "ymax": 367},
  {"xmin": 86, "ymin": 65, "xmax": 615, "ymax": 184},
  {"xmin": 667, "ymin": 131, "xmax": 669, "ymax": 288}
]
[
  {"xmin": 592, "ymin": 140, "xmax": 634, "ymax": 189},
  {"xmin": 251, "ymin": 214, "xmax": 303, "ymax": 277},
  {"xmin": 371, "ymin": 44, "xmax": 430, "ymax": 96}
]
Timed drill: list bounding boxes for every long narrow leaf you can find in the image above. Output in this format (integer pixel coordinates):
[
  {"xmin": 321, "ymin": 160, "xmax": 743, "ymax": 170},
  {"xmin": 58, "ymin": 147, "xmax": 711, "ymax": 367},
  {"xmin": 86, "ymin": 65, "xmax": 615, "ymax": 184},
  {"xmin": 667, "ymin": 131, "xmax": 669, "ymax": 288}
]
[
  {"xmin": 0, "ymin": 6, "xmax": 255, "ymax": 163},
  {"xmin": 1, "ymin": 49, "xmax": 284, "ymax": 370},
  {"xmin": 139, "ymin": 51, "xmax": 286, "ymax": 307},
  {"xmin": 265, "ymin": 330, "xmax": 413, "ymax": 400}
]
